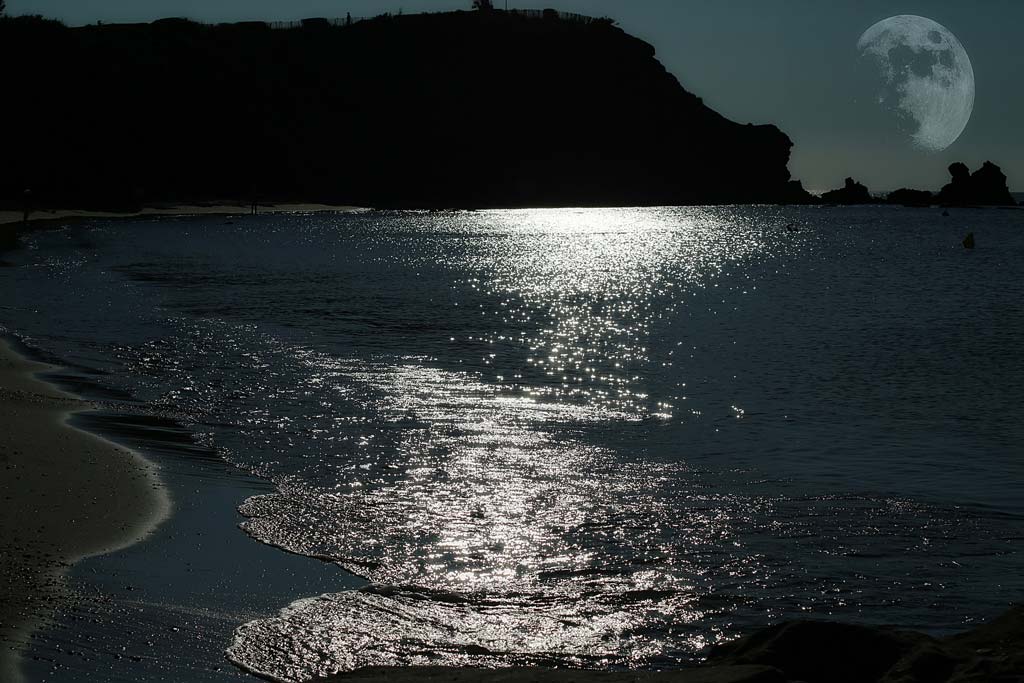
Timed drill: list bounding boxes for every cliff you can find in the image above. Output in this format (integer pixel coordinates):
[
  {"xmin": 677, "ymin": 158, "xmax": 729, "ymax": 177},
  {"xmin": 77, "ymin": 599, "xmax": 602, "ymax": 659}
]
[{"xmin": 0, "ymin": 11, "xmax": 805, "ymax": 209}]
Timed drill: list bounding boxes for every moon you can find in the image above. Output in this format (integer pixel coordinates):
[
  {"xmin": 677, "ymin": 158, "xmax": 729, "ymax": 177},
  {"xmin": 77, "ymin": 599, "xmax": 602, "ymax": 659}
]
[{"xmin": 857, "ymin": 15, "xmax": 975, "ymax": 152}]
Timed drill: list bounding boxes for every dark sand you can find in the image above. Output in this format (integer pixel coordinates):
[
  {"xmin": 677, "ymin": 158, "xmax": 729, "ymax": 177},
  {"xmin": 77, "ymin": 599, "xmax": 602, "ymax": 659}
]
[
  {"xmin": 325, "ymin": 666, "xmax": 781, "ymax": 683},
  {"xmin": 0, "ymin": 340, "xmax": 169, "ymax": 682}
]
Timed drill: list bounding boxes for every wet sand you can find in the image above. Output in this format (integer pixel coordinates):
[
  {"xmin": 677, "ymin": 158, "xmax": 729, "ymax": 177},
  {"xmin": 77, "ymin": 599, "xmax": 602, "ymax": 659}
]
[
  {"xmin": 325, "ymin": 667, "xmax": 782, "ymax": 682},
  {"xmin": 320, "ymin": 606, "xmax": 1024, "ymax": 682},
  {"xmin": 0, "ymin": 340, "xmax": 169, "ymax": 682}
]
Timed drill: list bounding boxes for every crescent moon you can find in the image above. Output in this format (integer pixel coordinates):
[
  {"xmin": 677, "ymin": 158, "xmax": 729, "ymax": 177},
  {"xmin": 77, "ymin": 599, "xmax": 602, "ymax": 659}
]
[{"xmin": 857, "ymin": 15, "xmax": 975, "ymax": 152}]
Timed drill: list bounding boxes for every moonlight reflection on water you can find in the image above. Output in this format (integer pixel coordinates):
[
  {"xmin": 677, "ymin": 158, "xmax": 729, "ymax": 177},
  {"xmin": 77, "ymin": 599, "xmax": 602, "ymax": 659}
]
[
  {"xmin": 5, "ymin": 208, "xmax": 1023, "ymax": 682},
  {"xmin": 229, "ymin": 209, "xmax": 766, "ymax": 679}
]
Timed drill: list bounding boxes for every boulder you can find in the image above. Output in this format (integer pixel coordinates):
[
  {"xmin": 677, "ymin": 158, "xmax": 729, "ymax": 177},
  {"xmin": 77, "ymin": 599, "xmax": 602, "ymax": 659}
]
[
  {"xmin": 708, "ymin": 620, "xmax": 933, "ymax": 683},
  {"xmin": 709, "ymin": 606, "xmax": 1024, "ymax": 683}
]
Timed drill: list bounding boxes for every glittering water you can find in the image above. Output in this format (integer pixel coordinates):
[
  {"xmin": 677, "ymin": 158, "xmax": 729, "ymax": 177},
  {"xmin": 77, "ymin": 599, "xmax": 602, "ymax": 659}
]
[{"xmin": 3, "ymin": 207, "xmax": 1024, "ymax": 682}]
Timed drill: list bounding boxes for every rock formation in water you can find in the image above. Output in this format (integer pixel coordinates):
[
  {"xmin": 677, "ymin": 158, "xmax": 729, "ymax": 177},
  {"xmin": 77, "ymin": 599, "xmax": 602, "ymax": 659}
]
[
  {"xmin": 820, "ymin": 178, "xmax": 875, "ymax": 205},
  {"xmin": 936, "ymin": 161, "xmax": 1016, "ymax": 206},
  {"xmin": 0, "ymin": 11, "xmax": 810, "ymax": 209},
  {"xmin": 886, "ymin": 188, "xmax": 934, "ymax": 207}
]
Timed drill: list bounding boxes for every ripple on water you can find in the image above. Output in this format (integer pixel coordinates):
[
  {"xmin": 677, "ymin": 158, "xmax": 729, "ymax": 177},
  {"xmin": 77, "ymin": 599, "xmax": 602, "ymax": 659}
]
[{"xmin": 4, "ymin": 207, "xmax": 1024, "ymax": 681}]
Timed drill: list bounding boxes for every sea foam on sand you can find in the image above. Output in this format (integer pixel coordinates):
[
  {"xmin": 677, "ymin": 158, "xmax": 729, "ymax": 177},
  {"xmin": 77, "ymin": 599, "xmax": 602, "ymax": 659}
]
[{"xmin": 0, "ymin": 339, "xmax": 170, "ymax": 683}]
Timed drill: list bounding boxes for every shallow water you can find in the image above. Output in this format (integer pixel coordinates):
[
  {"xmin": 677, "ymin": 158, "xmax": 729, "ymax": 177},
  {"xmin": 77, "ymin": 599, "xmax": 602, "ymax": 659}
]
[{"xmin": 3, "ymin": 206, "xmax": 1024, "ymax": 681}]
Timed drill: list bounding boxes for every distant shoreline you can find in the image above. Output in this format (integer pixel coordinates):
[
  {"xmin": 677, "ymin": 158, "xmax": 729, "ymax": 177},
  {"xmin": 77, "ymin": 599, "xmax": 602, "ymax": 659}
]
[
  {"xmin": 0, "ymin": 202, "xmax": 365, "ymax": 252},
  {"xmin": 0, "ymin": 201, "xmax": 364, "ymax": 226},
  {"xmin": 4, "ymin": 201, "xmax": 1022, "ymax": 254}
]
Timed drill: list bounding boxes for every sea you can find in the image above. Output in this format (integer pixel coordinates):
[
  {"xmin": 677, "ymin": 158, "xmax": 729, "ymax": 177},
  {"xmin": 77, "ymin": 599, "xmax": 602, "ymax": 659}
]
[{"xmin": 2, "ymin": 205, "xmax": 1024, "ymax": 682}]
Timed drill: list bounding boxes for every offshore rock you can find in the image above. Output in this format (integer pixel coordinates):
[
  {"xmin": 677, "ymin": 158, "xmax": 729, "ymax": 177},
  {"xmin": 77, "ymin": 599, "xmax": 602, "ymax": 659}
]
[
  {"xmin": 820, "ymin": 177, "xmax": 875, "ymax": 205},
  {"xmin": 936, "ymin": 161, "xmax": 1016, "ymax": 206},
  {"xmin": 886, "ymin": 188, "xmax": 935, "ymax": 207}
]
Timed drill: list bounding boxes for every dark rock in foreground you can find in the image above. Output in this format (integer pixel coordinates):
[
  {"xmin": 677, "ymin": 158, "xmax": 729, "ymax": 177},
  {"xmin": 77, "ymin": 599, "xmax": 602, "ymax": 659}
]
[
  {"xmin": 886, "ymin": 188, "xmax": 935, "ymax": 207},
  {"xmin": 936, "ymin": 161, "xmax": 1017, "ymax": 206},
  {"xmin": 318, "ymin": 607, "xmax": 1023, "ymax": 683},
  {"xmin": 0, "ymin": 11, "xmax": 807, "ymax": 209},
  {"xmin": 710, "ymin": 606, "xmax": 1024, "ymax": 682},
  {"xmin": 820, "ymin": 177, "xmax": 875, "ymax": 205}
]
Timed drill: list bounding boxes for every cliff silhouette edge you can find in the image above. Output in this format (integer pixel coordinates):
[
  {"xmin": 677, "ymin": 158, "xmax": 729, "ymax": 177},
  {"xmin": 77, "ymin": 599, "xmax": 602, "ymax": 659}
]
[{"xmin": 0, "ymin": 11, "xmax": 811, "ymax": 209}]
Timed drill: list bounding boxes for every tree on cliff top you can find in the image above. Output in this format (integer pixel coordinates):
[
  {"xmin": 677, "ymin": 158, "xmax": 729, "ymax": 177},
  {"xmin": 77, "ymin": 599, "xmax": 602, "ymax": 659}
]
[
  {"xmin": 1, "ymin": 1, "xmax": 7, "ymax": 16},
  {"xmin": 472, "ymin": 0, "xmax": 494, "ymax": 10}
]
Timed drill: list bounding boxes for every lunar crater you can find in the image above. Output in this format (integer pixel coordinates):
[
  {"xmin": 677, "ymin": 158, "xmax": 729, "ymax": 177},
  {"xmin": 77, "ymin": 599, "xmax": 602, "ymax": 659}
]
[{"xmin": 857, "ymin": 15, "xmax": 975, "ymax": 152}]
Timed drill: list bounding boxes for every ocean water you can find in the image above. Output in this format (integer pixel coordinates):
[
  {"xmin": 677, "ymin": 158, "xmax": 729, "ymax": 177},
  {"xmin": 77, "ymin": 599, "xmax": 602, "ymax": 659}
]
[{"xmin": 3, "ymin": 206, "xmax": 1024, "ymax": 682}]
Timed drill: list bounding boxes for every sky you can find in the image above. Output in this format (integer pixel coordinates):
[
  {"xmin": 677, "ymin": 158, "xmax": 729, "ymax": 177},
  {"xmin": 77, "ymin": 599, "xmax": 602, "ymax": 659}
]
[{"xmin": 9, "ymin": 0, "xmax": 1024, "ymax": 192}]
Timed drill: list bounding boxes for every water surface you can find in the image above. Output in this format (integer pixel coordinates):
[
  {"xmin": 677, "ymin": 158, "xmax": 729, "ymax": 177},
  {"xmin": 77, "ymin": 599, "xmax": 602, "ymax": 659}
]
[{"xmin": 3, "ymin": 206, "xmax": 1023, "ymax": 681}]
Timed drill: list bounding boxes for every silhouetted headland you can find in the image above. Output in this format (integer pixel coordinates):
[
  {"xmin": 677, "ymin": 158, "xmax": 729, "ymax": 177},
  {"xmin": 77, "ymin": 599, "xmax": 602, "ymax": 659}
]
[{"xmin": 0, "ymin": 11, "xmax": 812, "ymax": 210}]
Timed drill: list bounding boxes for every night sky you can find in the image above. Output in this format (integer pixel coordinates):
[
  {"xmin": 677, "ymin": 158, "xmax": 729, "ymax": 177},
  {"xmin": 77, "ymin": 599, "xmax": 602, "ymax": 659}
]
[{"xmin": 10, "ymin": 0, "xmax": 1023, "ymax": 192}]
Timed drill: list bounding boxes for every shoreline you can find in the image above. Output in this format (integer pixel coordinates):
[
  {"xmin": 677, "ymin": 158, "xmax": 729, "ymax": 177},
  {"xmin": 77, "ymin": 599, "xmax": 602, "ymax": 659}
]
[
  {"xmin": 5, "ymin": 333, "xmax": 356, "ymax": 682},
  {"xmin": 0, "ymin": 339, "xmax": 170, "ymax": 683},
  {"xmin": 0, "ymin": 202, "xmax": 364, "ymax": 226}
]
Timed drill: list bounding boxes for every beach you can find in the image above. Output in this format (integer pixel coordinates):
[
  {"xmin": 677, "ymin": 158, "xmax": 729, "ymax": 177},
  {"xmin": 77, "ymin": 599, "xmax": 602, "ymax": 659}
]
[{"xmin": 0, "ymin": 339, "xmax": 169, "ymax": 682}]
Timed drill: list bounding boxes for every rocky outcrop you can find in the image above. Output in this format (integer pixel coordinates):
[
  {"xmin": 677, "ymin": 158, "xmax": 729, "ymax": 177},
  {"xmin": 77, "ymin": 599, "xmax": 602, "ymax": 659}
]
[
  {"xmin": 936, "ymin": 161, "xmax": 1016, "ymax": 206},
  {"xmin": 708, "ymin": 605, "xmax": 1024, "ymax": 683},
  {"xmin": 776, "ymin": 180, "xmax": 815, "ymax": 205},
  {"xmin": 820, "ymin": 178, "xmax": 875, "ymax": 204},
  {"xmin": 886, "ymin": 188, "xmax": 934, "ymax": 207},
  {"xmin": 0, "ymin": 12, "xmax": 805, "ymax": 208}
]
